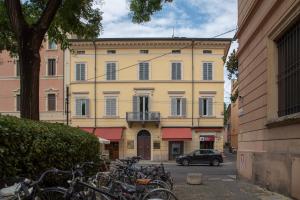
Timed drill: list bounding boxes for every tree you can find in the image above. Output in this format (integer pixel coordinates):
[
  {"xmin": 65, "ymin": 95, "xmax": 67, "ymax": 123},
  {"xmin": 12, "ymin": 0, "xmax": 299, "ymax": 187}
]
[
  {"xmin": 0, "ymin": 0, "xmax": 171, "ymax": 120},
  {"xmin": 224, "ymin": 49, "xmax": 238, "ymax": 80}
]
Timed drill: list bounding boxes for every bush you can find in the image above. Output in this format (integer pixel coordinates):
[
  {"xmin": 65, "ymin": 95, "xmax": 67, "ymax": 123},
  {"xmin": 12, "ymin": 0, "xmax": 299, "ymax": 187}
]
[{"xmin": 0, "ymin": 115, "xmax": 100, "ymax": 184}]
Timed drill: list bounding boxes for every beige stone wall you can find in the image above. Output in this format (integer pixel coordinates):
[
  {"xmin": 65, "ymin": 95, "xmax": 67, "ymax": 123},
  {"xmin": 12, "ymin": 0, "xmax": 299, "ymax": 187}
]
[{"xmin": 237, "ymin": 0, "xmax": 300, "ymax": 198}]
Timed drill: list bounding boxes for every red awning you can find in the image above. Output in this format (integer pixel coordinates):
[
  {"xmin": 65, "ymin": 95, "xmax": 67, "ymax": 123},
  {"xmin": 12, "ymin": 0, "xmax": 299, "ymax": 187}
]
[
  {"xmin": 162, "ymin": 128, "xmax": 192, "ymax": 141},
  {"xmin": 80, "ymin": 127, "xmax": 94, "ymax": 133},
  {"xmin": 94, "ymin": 128, "xmax": 123, "ymax": 141}
]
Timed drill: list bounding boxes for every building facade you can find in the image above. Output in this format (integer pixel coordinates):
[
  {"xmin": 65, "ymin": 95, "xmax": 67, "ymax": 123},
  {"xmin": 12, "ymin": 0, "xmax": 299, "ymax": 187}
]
[
  {"xmin": 237, "ymin": 0, "xmax": 300, "ymax": 199},
  {"xmin": 0, "ymin": 39, "xmax": 65, "ymax": 122},
  {"xmin": 67, "ymin": 38, "xmax": 231, "ymax": 161},
  {"xmin": 228, "ymin": 79, "xmax": 239, "ymax": 151}
]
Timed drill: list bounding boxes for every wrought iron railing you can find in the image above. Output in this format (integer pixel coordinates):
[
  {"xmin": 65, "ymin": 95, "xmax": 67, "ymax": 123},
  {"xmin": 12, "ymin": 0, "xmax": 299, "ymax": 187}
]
[{"xmin": 126, "ymin": 112, "xmax": 160, "ymax": 122}]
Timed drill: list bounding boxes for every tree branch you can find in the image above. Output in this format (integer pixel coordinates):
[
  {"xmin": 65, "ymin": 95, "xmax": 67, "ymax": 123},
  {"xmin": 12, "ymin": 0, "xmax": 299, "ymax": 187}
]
[
  {"xmin": 36, "ymin": 0, "xmax": 62, "ymax": 35},
  {"xmin": 4, "ymin": 0, "xmax": 27, "ymax": 38}
]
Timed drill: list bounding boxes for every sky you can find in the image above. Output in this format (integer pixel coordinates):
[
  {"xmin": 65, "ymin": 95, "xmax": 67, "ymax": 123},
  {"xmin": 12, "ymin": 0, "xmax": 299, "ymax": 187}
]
[{"xmin": 97, "ymin": 0, "xmax": 238, "ymax": 104}]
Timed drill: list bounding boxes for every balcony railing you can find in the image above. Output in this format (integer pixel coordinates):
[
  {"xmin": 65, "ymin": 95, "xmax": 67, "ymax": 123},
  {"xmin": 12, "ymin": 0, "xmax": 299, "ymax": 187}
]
[{"xmin": 126, "ymin": 112, "xmax": 160, "ymax": 127}]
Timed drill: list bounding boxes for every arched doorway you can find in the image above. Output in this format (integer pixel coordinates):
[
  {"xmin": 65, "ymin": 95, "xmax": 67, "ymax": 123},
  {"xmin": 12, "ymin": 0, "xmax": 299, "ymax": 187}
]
[{"xmin": 137, "ymin": 130, "xmax": 151, "ymax": 160}]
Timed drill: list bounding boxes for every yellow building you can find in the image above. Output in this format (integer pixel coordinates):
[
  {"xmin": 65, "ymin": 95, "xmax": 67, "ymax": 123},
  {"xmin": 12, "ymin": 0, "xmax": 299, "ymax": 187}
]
[{"xmin": 67, "ymin": 38, "xmax": 231, "ymax": 161}]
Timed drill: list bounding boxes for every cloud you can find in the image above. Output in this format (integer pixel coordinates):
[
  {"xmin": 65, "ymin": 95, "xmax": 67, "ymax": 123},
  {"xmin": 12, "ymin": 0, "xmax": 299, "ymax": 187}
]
[{"xmin": 97, "ymin": 0, "xmax": 237, "ymax": 38}]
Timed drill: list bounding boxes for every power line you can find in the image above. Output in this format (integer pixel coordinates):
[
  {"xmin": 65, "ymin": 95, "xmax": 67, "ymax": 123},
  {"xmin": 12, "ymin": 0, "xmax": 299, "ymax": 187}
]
[{"xmin": 83, "ymin": 28, "xmax": 236, "ymax": 82}]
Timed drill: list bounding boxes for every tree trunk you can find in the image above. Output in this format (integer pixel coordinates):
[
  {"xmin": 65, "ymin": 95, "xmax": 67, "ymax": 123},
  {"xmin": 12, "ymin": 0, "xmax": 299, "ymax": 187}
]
[{"xmin": 19, "ymin": 38, "xmax": 41, "ymax": 120}]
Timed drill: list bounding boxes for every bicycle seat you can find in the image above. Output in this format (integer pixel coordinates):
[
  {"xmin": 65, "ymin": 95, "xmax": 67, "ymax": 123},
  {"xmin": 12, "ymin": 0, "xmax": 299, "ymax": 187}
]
[{"xmin": 120, "ymin": 183, "xmax": 146, "ymax": 194}]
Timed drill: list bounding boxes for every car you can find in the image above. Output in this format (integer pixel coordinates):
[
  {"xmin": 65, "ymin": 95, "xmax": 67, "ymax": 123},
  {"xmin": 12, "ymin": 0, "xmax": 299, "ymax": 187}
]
[{"xmin": 175, "ymin": 149, "xmax": 223, "ymax": 166}]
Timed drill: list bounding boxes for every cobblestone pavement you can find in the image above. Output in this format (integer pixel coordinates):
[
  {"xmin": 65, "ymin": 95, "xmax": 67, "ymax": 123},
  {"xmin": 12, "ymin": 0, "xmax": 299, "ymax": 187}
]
[{"xmin": 140, "ymin": 151, "xmax": 291, "ymax": 200}]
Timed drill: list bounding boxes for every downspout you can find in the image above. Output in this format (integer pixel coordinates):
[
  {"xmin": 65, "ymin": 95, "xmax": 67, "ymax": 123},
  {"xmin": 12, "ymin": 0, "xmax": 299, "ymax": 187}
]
[
  {"xmin": 63, "ymin": 49, "xmax": 65, "ymax": 124},
  {"xmin": 192, "ymin": 40, "xmax": 195, "ymax": 127},
  {"xmin": 93, "ymin": 41, "xmax": 97, "ymax": 129}
]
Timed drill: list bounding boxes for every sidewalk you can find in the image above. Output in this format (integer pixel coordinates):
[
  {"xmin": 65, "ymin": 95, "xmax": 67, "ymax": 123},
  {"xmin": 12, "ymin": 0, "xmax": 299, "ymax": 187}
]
[{"xmin": 173, "ymin": 179, "xmax": 292, "ymax": 200}]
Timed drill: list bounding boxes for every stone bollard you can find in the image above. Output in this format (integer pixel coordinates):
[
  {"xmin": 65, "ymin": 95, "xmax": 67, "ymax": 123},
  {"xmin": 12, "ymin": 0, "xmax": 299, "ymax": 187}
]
[{"xmin": 186, "ymin": 173, "xmax": 203, "ymax": 185}]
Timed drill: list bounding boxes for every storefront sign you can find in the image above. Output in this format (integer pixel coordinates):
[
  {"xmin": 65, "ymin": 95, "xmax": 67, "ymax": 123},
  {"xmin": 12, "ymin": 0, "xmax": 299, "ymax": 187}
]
[{"xmin": 200, "ymin": 136, "xmax": 215, "ymax": 141}]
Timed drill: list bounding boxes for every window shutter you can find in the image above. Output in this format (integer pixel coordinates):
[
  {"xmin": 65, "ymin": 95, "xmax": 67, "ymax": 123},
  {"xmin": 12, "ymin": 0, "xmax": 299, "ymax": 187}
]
[
  {"xmin": 133, "ymin": 96, "xmax": 139, "ymax": 112},
  {"xmin": 144, "ymin": 63, "xmax": 149, "ymax": 80},
  {"xmin": 85, "ymin": 99, "xmax": 90, "ymax": 116},
  {"xmin": 105, "ymin": 98, "xmax": 110, "ymax": 115},
  {"xmin": 76, "ymin": 99, "xmax": 81, "ymax": 115},
  {"xmin": 177, "ymin": 63, "xmax": 181, "ymax": 80},
  {"xmin": 199, "ymin": 98, "xmax": 203, "ymax": 116},
  {"xmin": 171, "ymin": 98, "xmax": 176, "ymax": 116},
  {"xmin": 208, "ymin": 63, "xmax": 212, "ymax": 80},
  {"xmin": 139, "ymin": 63, "xmax": 149, "ymax": 80},
  {"xmin": 76, "ymin": 64, "xmax": 81, "ymax": 81},
  {"xmin": 106, "ymin": 63, "xmax": 111, "ymax": 80},
  {"xmin": 172, "ymin": 63, "xmax": 176, "ymax": 80},
  {"xmin": 207, "ymin": 98, "xmax": 213, "ymax": 116},
  {"xmin": 111, "ymin": 63, "xmax": 116, "ymax": 80},
  {"xmin": 139, "ymin": 63, "xmax": 143, "ymax": 80},
  {"xmin": 111, "ymin": 98, "xmax": 116, "ymax": 116},
  {"xmin": 182, "ymin": 98, "xmax": 186, "ymax": 116},
  {"xmin": 81, "ymin": 64, "xmax": 86, "ymax": 80},
  {"xmin": 203, "ymin": 63, "xmax": 208, "ymax": 80}
]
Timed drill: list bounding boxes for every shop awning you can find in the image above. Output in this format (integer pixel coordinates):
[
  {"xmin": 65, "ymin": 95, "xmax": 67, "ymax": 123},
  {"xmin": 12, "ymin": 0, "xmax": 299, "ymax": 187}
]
[
  {"xmin": 94, "ymin": 128, "xmax": 123, "ymax": 141},
  {"xmin": 162, "ymin": 128, "xmax": 192, "ymax": 141}
]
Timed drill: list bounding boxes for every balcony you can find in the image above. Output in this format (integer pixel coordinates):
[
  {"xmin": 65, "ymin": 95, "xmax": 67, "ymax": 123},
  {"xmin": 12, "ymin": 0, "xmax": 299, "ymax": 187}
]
[{"xmin": 126, "ymin": 112, "xmax": 160, "ymax": 127}]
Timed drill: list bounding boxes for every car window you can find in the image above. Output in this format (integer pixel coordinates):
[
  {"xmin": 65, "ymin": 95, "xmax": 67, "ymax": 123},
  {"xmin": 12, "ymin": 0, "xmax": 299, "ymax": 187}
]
[
  {"xmin": 194, "ymin": 150, "xmax": 201, "ymax": 156},
  {"xmin": 199, "ymin": 150, "xmax": 207, "ymax": 154},
  {"xmin": 208, "ymin": 150, "xmax": 214, "ymax": 154}
]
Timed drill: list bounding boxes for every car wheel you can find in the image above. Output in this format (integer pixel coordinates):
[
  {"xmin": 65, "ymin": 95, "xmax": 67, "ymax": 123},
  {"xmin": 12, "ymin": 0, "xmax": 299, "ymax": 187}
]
[
  {"xmin": 212, "ymin": 159, "xmax": 220, "ymax": 166},
  {"xmin": 182, "ymin": 159, "xmax": 189, "ymax": 166}
]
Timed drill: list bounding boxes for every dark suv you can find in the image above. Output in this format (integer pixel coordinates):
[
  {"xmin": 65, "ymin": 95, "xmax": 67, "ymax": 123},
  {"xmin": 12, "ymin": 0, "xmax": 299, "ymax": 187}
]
[{"xmin": 176, "ymin": 149, "xmax": 223, "ymax": 166}]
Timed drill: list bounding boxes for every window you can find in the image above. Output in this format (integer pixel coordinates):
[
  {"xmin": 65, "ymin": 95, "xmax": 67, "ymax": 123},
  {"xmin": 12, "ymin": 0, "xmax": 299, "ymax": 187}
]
[
  {"xmin": 139, "ymin": 62, "xmax": 149, "ymax": 80},
  {"xmin": 47, "ymin": 94, "xmax": 56, "ymax": 111},
  {"xmin": 171, "ymin": 97, "xmax": 186, "ymax": 116},
  {"xmin": 171, "ymin": 62, "xmax": 182, "ymax": 80},
  {"xmin": 277, "ymin": 19, "xmax": 300, "ymax": 117},
  {"xmin": 172, "ymin": 50, "xmax": 181, "ymax": 54},
  {"xmin": 48, "ymin": 40, "xmax": 57, "ymax": 50},
  {"xmin": 106, "ymin": 62, "xmax": 116, "ymax": 80},
  {"xmin": 140, "ymin": 50, "xmax": 149, "ymax": 54},
  {"xmin": 16, "ymin": 60, "xmax": 20, "ymax": 76},
  {"xmin": 47, "ymin": 59, "xmax": 56, "ymax": 76},
  {"xmin": 105, "ymin": 97, "xmax": 117, "ymax": 116},
  {"xmin": 75, "ymin": 99, "xmax": 89, "ymax": 116},
  {"xmin": 16, "ymin": 94, "xmax": 20, "ymax": 111},
  {"xmin": 75, "ymin": 63, "xmax": 86, "ymax": 81},
  {"xmin": 203, "ymin": 62, "xmax": 212, "ymax": 80},
  {"xmin": 203, "ymin": 50, "xmax": 212, "ymax": 54},
  {"xmin": 199, "ymin": 97, "xmax": 213, "ymax": 116},
  {"xmin": 107, "ymin": 50, "xmax": 116, "ymax": 54},
  {"xmin": 76, "ymin": 50, "xmax": 85, "ymax": 55}
]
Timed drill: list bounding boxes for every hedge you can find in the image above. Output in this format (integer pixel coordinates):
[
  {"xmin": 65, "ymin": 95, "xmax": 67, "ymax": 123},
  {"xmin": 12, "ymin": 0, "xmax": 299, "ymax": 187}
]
[{"xmin": 0, "ymin": 115, "xmax": 100, "ymax": 183}]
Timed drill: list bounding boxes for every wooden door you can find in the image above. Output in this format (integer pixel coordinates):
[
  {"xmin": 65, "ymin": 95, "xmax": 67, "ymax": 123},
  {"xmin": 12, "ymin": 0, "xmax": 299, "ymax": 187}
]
[{"xmin": 137, "ymin": 130, "xmax": 151, "ymax": 160}]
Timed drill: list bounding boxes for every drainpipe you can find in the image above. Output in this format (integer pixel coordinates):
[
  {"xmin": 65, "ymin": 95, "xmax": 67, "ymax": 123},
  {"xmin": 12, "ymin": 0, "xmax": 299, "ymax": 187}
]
[
  {"xmin": 93, "ymin": 41, "xmax": 97, "ymax": 129},
  {"xmin": 192, "ymin": 40, "xmax": 195, "ymax": 127}
]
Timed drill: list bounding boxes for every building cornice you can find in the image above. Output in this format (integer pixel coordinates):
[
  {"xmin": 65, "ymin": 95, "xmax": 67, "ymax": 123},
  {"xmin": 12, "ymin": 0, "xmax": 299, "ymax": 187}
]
[
  {"xmin": 69, "ymin": 38, "xmax": 231, "ymax": 50},
  {"xmin": 70, "ymin": 80, "xmax": 225, "ymax": 84}
]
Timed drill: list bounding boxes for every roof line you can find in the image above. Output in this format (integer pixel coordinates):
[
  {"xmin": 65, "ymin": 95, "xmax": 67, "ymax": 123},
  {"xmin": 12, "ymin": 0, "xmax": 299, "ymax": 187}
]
[{"xmin": 69, "ymin": 37, "xmax": 232, "ymax": 42}]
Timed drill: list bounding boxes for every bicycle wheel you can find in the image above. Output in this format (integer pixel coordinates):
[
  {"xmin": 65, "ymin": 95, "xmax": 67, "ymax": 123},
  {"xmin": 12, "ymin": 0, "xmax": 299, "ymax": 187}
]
[
  {"xmin": 36, "ymin": 187, "xmax": 67, "ymax": 200},
  {"xmin": 142, "ymin": 188, "xmax": 178, "ymax": 200}
]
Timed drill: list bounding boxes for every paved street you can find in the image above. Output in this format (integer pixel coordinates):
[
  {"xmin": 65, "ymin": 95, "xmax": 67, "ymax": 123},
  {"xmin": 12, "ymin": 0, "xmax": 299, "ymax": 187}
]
[{"xmin": 141, "ymin": 151, "xmax": 291, "ymax": 200}]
